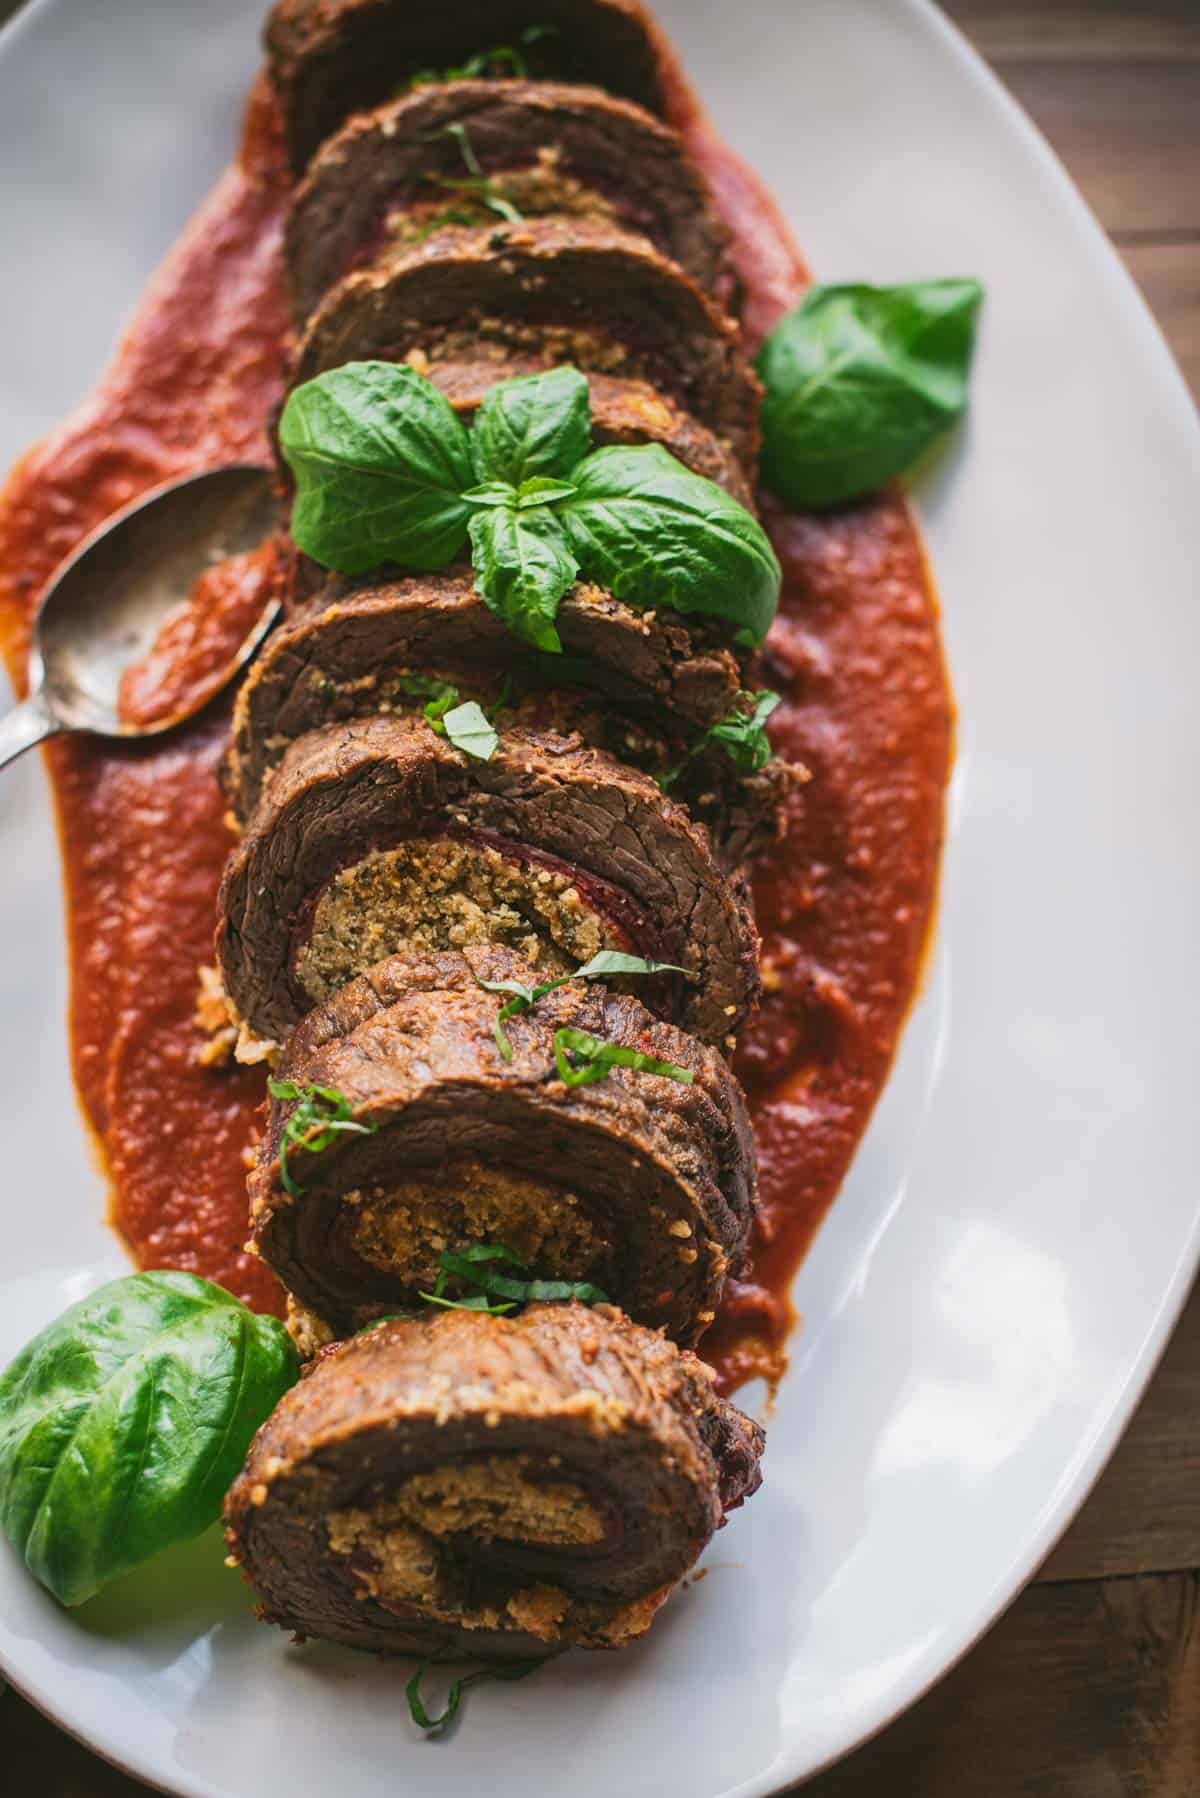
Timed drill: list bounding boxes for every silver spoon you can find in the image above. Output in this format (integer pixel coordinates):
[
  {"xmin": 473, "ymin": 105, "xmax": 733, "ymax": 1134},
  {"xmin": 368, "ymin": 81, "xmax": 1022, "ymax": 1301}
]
[{"xmin": 0, "ymin": 464, "xmax": 279, "ymax": 771}]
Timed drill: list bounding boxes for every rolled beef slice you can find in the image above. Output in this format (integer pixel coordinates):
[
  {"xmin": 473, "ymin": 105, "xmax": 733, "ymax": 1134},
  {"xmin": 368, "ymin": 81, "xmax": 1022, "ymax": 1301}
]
[
  {"xmin": 224, "ymin": 1303, "xmax": 764, "ymax": 1657},
  {"xmin": 266, "ymin": 0, "xmax": 673, "ymax": 172},
  {"xmin": 249, "ymin": 946, "xmax": 756, "ymax": 1343},
  {"xmin": 287, "ymin": 80, "xmax": 730, "ymax": 319},
  {"xmin": 224, "ymin": 568, "xmax": 749, "ymax": 822},
  {"xmin": 291, "ymin": 218, "xmax": 761, "ymax": 471},
  {"xmin": 216, "ymin": 713, "xmax": 761, "ymax": 1048}
]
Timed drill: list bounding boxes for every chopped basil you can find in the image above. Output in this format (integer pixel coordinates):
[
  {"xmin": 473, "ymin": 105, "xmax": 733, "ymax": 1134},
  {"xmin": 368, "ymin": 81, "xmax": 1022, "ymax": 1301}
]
[
  {"xmin": 418, "ymin": 1242, "xmax": 611, "ymax": 1318},
  {"xmin": 661, "ymin": 690, "xmax": 782, "ymax": 789},
  {"xmin": 267, "ymin": 1080, "xmax": 378, "ymax": 1197},
  {"xmin": 441, "ymin": 699, "xmax": 499, "ymax": 761},
  {"xmin": 409, "ymin": 22, "xmax": 557, "ymax": 91},
  {"xmin": 434, "ymin": 122, "xmax": 524, "ymax": 226},
  {"xmin": 477, "ymin": 954, "xmax": 687, "ymax": 1061},
  {"xmin": 407, "ymin": 1656, "xmax": 547, "ymax": 1735},
  {"xmin": 553, "ymin": 1027, "xmax": 695, "ymax": 1091},
  {"xmin": 757, "ymin": 278, "xmax": 983, "ymax": 508}
]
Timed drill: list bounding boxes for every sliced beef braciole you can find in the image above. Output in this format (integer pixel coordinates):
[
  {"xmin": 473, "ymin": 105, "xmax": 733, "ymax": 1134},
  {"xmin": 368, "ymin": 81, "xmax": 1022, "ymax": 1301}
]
[
  {"xmin": 248, "ymin": 946, "xmax": 756, "ymax": 1343},
  {"xmin": 224, "ymin": 1304, "xmax": 763, "ymax": 1657},
  {"xmin": 266, "ymin": 0, "xmax": 672, "ymax": 173},
  {"xmin": 288, "ymin": 80, "xmax": 730, "ymax": 319},
  {"xmin": 291, "ymin": 219, "xmax": 761, "ymax": 469},
  {"xmin": 224, "ymin": 568, "xmax": 746, "ymax": 822},
  {"xmin": 216, "ymin": 713, "xmax": 761, "ymax": 1050}
]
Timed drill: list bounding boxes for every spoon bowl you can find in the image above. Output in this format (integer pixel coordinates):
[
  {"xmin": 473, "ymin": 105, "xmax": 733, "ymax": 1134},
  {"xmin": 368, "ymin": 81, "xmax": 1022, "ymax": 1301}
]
[{"xmin": 0, "ymin": 464, "xmax": 279, "ymax": 769}]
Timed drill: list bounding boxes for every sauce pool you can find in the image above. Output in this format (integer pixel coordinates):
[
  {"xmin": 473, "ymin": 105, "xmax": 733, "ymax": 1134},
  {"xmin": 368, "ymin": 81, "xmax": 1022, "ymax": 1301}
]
[{"xmin": 0, "ymin": 60, "xmax": 951, "ymax": 1391}]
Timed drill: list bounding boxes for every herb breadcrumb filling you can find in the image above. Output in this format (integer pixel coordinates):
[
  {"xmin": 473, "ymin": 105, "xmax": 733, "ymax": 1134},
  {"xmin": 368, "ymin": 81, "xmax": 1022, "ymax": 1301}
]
[{"xmin": 295, "ymin": 836, "xmax": 623, "ymax": 1004}]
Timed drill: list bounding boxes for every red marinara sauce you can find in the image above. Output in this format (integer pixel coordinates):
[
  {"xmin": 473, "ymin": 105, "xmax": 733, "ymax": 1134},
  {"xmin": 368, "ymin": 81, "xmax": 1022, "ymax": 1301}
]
[{"xmin": 0, "ymin": 58, "xmax": 951, "ymax": 1391}]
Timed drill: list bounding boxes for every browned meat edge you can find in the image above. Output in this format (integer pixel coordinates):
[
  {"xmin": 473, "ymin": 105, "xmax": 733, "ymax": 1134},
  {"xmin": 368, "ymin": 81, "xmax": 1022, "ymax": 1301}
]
[
  {"xmin": 250, "ymin": 945, "xmax": 757, "ymax": 1342},
  {"xmin": 224, "ymin": 1303, "xmax": 763, "ymax": 1656}
]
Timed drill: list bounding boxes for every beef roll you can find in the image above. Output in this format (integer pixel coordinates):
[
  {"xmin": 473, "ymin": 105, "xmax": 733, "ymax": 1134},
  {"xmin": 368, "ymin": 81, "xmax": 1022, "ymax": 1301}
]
[
  {"xmin": 291, "ymin": 219, "xmax": 761, "ymax": 469},
  {"xmin": 216, "ymin": 713, "xmax": 761, "ymax": 1050},
  {"xmin": 224, "ymin": 1304, "xmax": 763, "ymax": 1657},
  {"xmin": 248, "ymin": 946, "xmax": 756, "ymax": 1343},
  {"xmin": 287, "ymin": 81, "xmax": 730, "ymax": 320},
  {"xmin": 266, "ymin": 0, "xmax": 672, "ymax": 173},
  {"xmin": 223, "ymin": 569, "xmax": 749, "ymax": 824}
]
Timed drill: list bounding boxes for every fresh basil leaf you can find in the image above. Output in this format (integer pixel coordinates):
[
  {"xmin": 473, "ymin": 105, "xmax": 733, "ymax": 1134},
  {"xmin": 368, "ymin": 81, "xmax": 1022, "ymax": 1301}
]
[
  {"xmin": 516, "ymin": 477, "xmax": 577, "ymax": 508},
  {"xmin": 471, "ymin": 365, "xmax": 592, "ymax": 487},
  {"xmin": 757, "ymin": 279, "xmax": 984, "ymax": 508},
  {"xmin": 552, "ymin": 1026, "xmax": 695, "ymax": 1091},
  {"xmin": 571, "ymin": 952, "xmax": 688, "ymax": 980},
  {"xmin": 442, "ymin": 699, "xmax": 499, "ymax": 762},
  {"xmin": 469, "ymin": 501, "xmax": 579, "ymax": 654},
  {"xmin": 463, "ymin": 481, "xmax": 519, "ymax": 508},
  {"xmin": 560, "ymin": 444, "xmax": 781, "ymax": 644},
  {"xmin": 279, "ymin": 361, "xmax": 475, "ymax": 575},
  {"xmin": 707, "ymin": 690, "xmax": 781, "ymax": 773},
  {"xmin": 0, "ymin": 1272, "xmax": 298, "ymax": 1607}
]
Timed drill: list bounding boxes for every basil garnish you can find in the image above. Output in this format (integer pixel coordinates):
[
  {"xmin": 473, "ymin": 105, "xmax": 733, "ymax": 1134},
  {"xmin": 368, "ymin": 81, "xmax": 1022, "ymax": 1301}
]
[
  {"xmin": 441, "ymin": 699, "xmax": 498, "ymax": 762},
  {"xmin": 559, "ymin": 444, "xmax": 781, "ymax": 644},
  {"xmin": 267, "ymin": 1080, "xmax": 378, "ymax": 1197},
  {"xmin": 467, "ymin": 497, "xmax": 579, "ymax": 654},
  {"xmin": 477, "ymin": 952, "xmax": 686, "ymax": 1060},
  {"xmin": 0, "ymin": 1272, "xmax": 298, "ymax": 1607},
  {"xmin": 419, "ymin": 1242, "xmax": 611, "ymax": 1317},
  {"xmin": 553, "ymin": 1027, "xmax": 695, "ymax": 1090},
  {"xmin": 407, "ymin": 1656, "xmax": 547, "ymax": 1735},
  {"xmin": 281, "ymin": 362, "xmax": 781, "ymax": 650},
  {"xmin": 757, "ymin": 279, "xmax": 983, "ymax": 509},
  {"xmin": 279, "ymin": 362, "xmax": 475, "ymax": 575},
  {"xmin": 410, "ymin": 22, "xmax": 556, "ymax": 91},
  {"xmin": 471, "ymin": 365, "xmax": 591, "ymax": 486}
]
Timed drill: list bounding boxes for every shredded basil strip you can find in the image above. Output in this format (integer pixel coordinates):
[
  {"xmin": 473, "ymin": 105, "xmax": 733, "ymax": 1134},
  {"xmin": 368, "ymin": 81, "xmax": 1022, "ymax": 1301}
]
[
  {"xmin": 417, "ymin": 1243, "xmax": 610, "ymax": 1317},
  {"xmin": 267, "ymin": 1080, "xmax": 378, "ymax": 1197},
  {"xmin": 476, "ymin": 954, "xmax": 687, "ymax": 1061},
  {"xmin": 407, "ymin": 1657, "xmax": 548, "ymax": 1734},
  {"xmin": 553, "ymin": 1027, "xmax": 695, "ymax": 1090},
  {"xmin": 663, "ymin": 690, "xmax": 782, "ymax": 788}
]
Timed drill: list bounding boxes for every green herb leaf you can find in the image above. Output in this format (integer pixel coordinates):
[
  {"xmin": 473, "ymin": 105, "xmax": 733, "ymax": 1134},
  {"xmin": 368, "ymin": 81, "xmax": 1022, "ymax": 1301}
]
[
  {"xmin": 407, "ymin": 1657, "xmax": 547, "ymax": 1734},
  {"xmin": 433, "ymin": 1249, "xmax": 611, "ymax": 1309},
  {"xmin": 279, "ymin": 361, "xmax": 475, "ymax": 575},
  {"xmin": 571, "ymin": 952, "xmax": 688, "ymax": 980},
  {"xmin": 0, "ymin": 1273, "xmax": 298, "ymax": 1607},
  {"xmin": 471, "ymin": 365, "xmax": 592, "ymax": 487},
  {"xmin": 441, "ymin": 699, "xmax": 499, "ymax": 762},
  {"xmin": 516, "ymin": 476, "xmax": 578, "ymax": 508},
  {"xmin": 560, "ymin": 443, "xmax": 781, "ymax": 644},
  {"xmin": 757, "ymin": 278, "xmax": 984, "ymax": 508},
  {"xmin": 552, "ymin": 1027, "xmax": 695, "ymax": 1091},
  {"xmin": 268, "ymin": 1079, "xmax": 378, "ymax": 1197},
  {"xmin": 706, "ymin": 690, "xmax": 782, "ymax": 773},
  {"xmin": 418, "ymin": 1291, "xmax": 518, "ymax": 1316},
  {"xmin": 463, "ymin": 481, "xmax": 519, "ymax": 508},
  {"xmin": 469, "ymin": 500, "xmax": 579, "ymax": 654}
]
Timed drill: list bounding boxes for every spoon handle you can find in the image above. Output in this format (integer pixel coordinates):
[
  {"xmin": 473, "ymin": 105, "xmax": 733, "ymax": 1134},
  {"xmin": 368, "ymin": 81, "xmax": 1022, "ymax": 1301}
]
[{"xmin": 0, "ymin": 692, "xmax": 59, "ymax": 772}]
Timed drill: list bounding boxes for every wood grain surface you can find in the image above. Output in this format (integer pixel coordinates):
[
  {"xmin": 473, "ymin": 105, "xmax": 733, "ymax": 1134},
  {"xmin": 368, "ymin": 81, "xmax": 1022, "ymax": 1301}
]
[{"xmin": 1, "ymin": 0, "xmax": 1197, "ymax": 1792}]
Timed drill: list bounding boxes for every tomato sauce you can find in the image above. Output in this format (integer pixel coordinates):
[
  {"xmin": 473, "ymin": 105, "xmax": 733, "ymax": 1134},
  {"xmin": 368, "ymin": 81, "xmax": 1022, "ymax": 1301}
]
[{"xmin": 0, "ymin": 53, "xmax": 951, "ymax": 1390}]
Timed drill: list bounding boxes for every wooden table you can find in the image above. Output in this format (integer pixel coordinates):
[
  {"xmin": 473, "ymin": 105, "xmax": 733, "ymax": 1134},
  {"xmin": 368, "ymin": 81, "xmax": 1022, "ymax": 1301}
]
[{"xmin": 3, "ymin": 2, "xmax": 1198, "ymax": 1791}]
